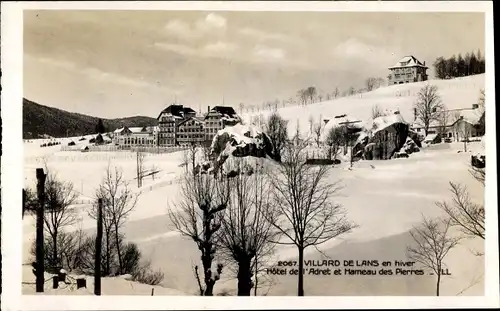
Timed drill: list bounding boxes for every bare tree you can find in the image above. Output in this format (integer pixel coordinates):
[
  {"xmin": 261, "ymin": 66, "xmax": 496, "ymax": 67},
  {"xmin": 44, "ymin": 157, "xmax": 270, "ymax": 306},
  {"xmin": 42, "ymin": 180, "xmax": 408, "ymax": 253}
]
[
  {"xmin": 366, "ymin": 77, "xmax": 377, "ymax": 91},
  {"xmin": 312, "ymin": 118, "xmax": 323, "ymax": 148},
  {"xmin": 42, "ymin": 173, "xmax": 78, "ymax": 270},
  {"xmin": 90, "ymin": 165, "xmax": 138, "ymax": 275},
  {"xmin": 436, "ymin": 182, "xmax": 484, "ymax": 240},
  {"xmin": 136, "ymin": 150, "xmax": 145, "ymax": 188},
  {"xmin": 469, "ymin": 165, "xmax": 485, "ymax": 186},
  {"xmin": 324, "ymin": 127, "xmax": 343, "ymax": 161},
  {"xmin": 297, "ymin": 89, "xmax": 308, "ymax": 106},
  {"xmin": 437, "ymin": 110, "xmax": 450, "ymax": 142},
  {"xmin": 305, "ymin": 86, "xmax": 317, "ymax": 104},
  {"xmin": 266, "ymin": 141, "xmax": 358, "ymax": 296},
  {"xmin": 407, "ymin": 216, "xmax": 461, "ymax": 296},
  {"xmin": 371, "ymin": 104, "xmax": 384, "ymax": 120},
  {"xmin": 168, "ymin": 153, "xmax": 230, "ymax": 296},
  {"xmin": 347, "ymin": 86, "xmax": 356, "ymax": 96},
  {"xmin": 414, "ymin": 85, "xmax": 445, "ymax": 136},
  {"xmin": 456, "ymin": 119, "xmax": 472, "ymax": 152},
  {"xmin": 217, "ymin": 159, "xmax": 279, "ymax": 296},
  {"xmin": 308, "ymin": 116, "xmax": 314, "ymax": 135},
  {"xmin": 264, "ymin": 112, "xmax": 289, "ymax": 162},
  {"xmin": 333, "ymin": 87, "xmax": 339, "ymax": 99}
]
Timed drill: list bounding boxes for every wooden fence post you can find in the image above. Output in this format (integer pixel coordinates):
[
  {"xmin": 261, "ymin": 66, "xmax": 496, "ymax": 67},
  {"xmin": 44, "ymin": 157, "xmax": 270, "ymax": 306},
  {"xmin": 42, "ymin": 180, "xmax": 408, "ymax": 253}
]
[
  {"xmin": 94, "ymin": 198, "xmax": 103, "ymax": 295},
  {"xmin": 35, "ymin": 168, "xmax": 46, "ymax": 293}
]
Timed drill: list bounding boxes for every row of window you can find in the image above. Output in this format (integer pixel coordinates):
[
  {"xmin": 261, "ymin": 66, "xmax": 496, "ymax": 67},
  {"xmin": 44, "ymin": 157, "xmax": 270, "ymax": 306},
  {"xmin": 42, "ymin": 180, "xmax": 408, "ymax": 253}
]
[
  {"xmin": 394, "ymin": 73, "xmax": 413, "ymax": 78},
  {"xmin": 159, "ymin": 133, "xmax": 175, "ymax": 138},
  {"xmin": 159, "ymin": 139, "xmax": 175, "ymax": 145},
  {"xmin": 178, "ymin": 134, "xmax": 204, "ymax": 139},
  {"xmin": 179, "ymin": 127, "xmax": 203, "ymax": 132},
  {"xmin": 122, "ymin": 137, "xmax": 156, "ymax": 145}
]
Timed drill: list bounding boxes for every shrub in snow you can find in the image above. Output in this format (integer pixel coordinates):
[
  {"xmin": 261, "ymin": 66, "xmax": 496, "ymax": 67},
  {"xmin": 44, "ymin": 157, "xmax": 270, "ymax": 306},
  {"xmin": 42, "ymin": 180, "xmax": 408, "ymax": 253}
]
[
  {"xmin": 131, "ymin": 260, "xmax": 165, "ymax": 286},
  {"xmin": 68, "ymin": 141, "xmax": 76, "ymax": 146}
]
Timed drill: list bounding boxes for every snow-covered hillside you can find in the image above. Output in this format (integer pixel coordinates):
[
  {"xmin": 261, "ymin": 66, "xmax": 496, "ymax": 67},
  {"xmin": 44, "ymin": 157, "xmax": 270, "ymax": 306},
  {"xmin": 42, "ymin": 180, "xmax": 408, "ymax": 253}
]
[
  {"xmin": 22, "ymin": 75, "xmax": 486, "ymax": 296},
  {"xmin": 241, "ymin": 74, "xmax": 485, "ymax": 137}
]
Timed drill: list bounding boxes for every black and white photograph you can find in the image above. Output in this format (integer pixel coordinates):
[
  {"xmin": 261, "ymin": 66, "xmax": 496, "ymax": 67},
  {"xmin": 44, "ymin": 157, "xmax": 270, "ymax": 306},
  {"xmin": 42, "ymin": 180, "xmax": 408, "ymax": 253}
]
[{"xmin": 1, "ymin": 1, "xmax": 498, "ymax": 310}]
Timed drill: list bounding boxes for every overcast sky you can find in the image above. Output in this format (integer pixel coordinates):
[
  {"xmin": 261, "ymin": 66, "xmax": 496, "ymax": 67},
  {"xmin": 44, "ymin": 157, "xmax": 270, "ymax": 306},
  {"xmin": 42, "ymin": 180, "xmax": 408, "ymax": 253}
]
[{"xmin": 24, "ymin": 10, "xmax": 485, "ymax": 119}]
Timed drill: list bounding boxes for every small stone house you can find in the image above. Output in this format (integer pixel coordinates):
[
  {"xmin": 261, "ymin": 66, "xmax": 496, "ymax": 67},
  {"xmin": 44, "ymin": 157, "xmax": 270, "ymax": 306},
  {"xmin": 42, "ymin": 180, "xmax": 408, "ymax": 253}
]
[{"xmin": 366, "ymin": 112, "xmax": 409, "ymax": 160}]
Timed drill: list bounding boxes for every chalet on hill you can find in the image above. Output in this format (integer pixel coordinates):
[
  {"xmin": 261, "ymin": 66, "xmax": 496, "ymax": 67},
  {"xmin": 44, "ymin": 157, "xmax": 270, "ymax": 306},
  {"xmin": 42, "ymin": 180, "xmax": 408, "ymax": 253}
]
[{"xmin": 388, "ymin": 55, "xmax": 428, "ymax": 85}]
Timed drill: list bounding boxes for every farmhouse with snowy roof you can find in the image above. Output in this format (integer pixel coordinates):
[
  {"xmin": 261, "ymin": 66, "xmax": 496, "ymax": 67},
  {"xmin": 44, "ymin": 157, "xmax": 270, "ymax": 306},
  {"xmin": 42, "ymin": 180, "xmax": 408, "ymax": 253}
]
[
  {"xmin": 388, "ymin": 55, "xmax": 428, "ymax": 85},
  {"xmin": 410, "ymin": 106, "xmax": 485, "ymax": 143}
]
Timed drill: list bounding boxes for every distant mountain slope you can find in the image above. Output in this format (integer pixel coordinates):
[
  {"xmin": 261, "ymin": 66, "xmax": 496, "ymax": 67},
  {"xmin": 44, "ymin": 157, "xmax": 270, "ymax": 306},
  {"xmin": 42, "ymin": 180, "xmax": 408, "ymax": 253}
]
[{"xmin": 23, "ymin": 98, "xmax": 158, "ymax": 139}]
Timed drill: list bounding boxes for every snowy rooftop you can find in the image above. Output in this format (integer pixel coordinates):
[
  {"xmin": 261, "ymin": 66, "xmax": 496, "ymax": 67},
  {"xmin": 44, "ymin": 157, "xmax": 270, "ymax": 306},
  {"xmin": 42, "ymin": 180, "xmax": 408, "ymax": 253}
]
[
  {"xmin": 129, "ymin": 127, "xmax": 147, "ymax": 133},
  {"xmin": 371, "ymin": 112, "xmax": 408, "ymax": 135},
  {"xmin": 389, "ymin": 55, "xmax": 428, "ymax": 69}
]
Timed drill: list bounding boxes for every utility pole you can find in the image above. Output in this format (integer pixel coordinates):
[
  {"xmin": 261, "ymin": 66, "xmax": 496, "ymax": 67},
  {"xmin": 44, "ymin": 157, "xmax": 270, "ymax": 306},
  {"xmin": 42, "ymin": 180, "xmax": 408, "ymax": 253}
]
[
  {"xmin": 35, "ymin": 168, "xmax": 46, "ymax": 293},
  {"xmin": 94, "ymin": 198, "xmax": 103, "ymax": 295}
]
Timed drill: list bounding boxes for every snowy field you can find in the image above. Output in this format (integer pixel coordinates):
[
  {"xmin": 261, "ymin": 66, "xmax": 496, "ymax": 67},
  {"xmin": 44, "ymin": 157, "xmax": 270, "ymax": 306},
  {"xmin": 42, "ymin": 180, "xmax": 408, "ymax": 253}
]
[
  {"xmin": 22, "ymin": 141, "xmax": 485, "ymax": 296},
  {"xmin": 22, "ymin": 75, "xmax": 485, "ymax": 296}
]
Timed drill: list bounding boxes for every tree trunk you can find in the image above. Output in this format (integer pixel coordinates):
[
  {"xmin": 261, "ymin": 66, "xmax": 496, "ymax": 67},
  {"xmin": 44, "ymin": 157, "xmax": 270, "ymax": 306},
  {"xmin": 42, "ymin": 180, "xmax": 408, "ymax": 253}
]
[
  {"xmin": 253, "ymin": 260, "xmax": 258, "ymax": 296},
  {"xmin": 237, "ymin": 258, "xmax": 253, "ymax": 296},
  {"xmin": 202, "ymin": 249, "xmax": 215, "ymax": 296},
  {"xmin": 436, "ymin": 272, "xmax": 441, "ymax": 296},
  {"xmin": 114, "ymin": 226, "xmax": 123, "ymax": 274},
  {"xmin": 52, "ymin": 231, "xmax": 58, "ymax": 269},
  {"xmin": 298, "ymin": 246, "xmax": 304, "ymax": 296},
  {"xmin": 105, "ymin": 229, "xmax": 111, "ymax": 276}
]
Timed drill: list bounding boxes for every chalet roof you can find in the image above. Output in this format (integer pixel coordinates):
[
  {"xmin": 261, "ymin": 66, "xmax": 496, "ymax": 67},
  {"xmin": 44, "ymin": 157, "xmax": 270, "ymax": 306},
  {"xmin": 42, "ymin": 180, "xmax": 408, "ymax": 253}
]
[
  {"xmin": 157, "ymin": 104, "xmax": 196, "ymax": 120},
  {"xmin": 209, "ymin": 106, "xmax": 237, "ymax": 116},
  {"xmin": 205, "ymin": 106, "xmax": 240, "ymax": 121},
  {"xmin": 129, "ymin": 126, "xmax": 147, "ymax": 133},
  {"xmin": 114, "ymin": 127, "xmax": 125, "ymax": 133},
  {"xmin": 178, "ymin": 117, "xmax": 205, "ymax": 127},
  {"xmin": 389, "ymin": 55, "xmax": 428, "ymax": 69}
]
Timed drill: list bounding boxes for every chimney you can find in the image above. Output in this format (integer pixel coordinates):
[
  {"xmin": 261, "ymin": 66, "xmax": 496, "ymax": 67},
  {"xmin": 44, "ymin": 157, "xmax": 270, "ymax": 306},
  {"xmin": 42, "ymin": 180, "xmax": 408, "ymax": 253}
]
[{"xmin": 208, "ymin": 106, "xmax": 211, "ymax": 113}]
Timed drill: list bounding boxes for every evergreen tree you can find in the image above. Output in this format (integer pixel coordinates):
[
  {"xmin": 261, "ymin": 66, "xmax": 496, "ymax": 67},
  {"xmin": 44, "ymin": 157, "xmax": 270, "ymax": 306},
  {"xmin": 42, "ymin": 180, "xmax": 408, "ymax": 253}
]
[
  {"xmin": 433, "ymin": 57, "xmax": 446, "ymax": 79},
  {"xmin": 464, "ymin": 52, "xmax": 472, "ymax": 76},
  {"xmin": 469, "ymin": 51, "xmax": 478, "ymax": 75},
  {"xmin": 95, "ymin": 119, "xmax": 105, "ymax": 134},
  {"xmin": 448, "ymin": 55, "xmax": 458, "ymax": 78},
  {"xmin": 457, "ymin": 54, "xmax": 466, "ymax": 77}
]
